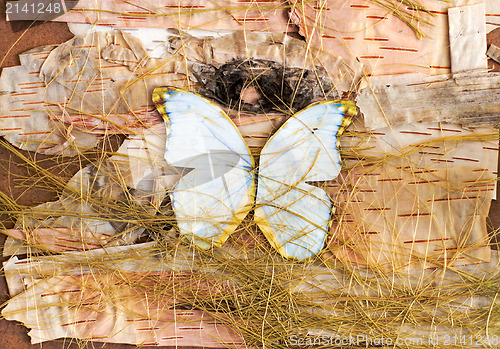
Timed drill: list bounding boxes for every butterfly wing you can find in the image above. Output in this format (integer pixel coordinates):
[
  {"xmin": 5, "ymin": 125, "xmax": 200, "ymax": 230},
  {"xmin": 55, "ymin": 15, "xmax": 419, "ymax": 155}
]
[
  {"xmin": 153, "ymin": 87, "xmax": 254, "ymax": 249},
  {"xmin": 254, "ymin": 101, "xmax": 356, "ymax": 260}
]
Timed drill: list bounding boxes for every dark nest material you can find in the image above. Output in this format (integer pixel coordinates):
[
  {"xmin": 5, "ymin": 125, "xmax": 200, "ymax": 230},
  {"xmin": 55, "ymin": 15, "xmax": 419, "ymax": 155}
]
[{"xmin": 192, "ymin": 59, "xmax": 335, "ymax": 114}]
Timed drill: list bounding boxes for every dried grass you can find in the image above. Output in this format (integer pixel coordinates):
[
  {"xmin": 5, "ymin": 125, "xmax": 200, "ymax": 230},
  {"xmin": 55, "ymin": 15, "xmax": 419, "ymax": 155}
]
[{"xmin": 1, "ymin": 1, "xmax": 500, "ymax": 348}]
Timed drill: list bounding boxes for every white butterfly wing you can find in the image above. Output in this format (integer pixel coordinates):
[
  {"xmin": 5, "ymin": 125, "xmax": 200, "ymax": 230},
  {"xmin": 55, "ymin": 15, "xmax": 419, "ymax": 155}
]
[
  {"xmin": 153, "ymin": 87, "xmax": 254, "ymax": 249},
  {"xmin": 255, "ymin": 101, "xmax": 355, "ymax": 260}
]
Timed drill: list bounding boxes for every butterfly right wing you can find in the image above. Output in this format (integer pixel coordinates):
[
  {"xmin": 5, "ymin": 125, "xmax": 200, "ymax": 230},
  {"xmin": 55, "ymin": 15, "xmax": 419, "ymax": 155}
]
[{"xmin": 255, "ymin": 101, "xmax": 355, "ymax": 260}]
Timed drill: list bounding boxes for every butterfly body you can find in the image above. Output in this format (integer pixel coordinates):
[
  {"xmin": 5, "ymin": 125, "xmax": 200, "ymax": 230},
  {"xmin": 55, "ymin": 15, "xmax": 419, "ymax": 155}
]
[{"xmin": 153, "ymin": 87, "xmax": 355, "ymax": 259}]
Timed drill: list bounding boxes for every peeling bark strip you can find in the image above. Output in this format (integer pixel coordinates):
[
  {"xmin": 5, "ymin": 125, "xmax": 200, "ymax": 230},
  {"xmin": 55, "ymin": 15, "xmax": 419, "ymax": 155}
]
[
  {"xmin": 6, "ymin": 0, "xmax": 294, "ymax": 32},
  {"xmin": 0, "ymin": 30, "xmax": 190, "ymax": 155},
  {"xmin": 356, "ymin": 72, "xmax": 500, "ymax": 130},
  {"xmin": 329, "ymin": 165, "xmax": 494, "ymax": 270},
  {"xmin": 0, "ymin": 29, "xmax": 361, "ymax": 155},
  {"xmin": 167, "ymin": 31, "xmax": 363, "ymax": 95},
  {"xmin": 2, "ymin": 131, "xmax": 182, "ymax": 258},
  {"xmin": 487, "ymin": 44, "xmax": 500, "ymax": 64},
  {"xmin": 3, "ymin": 228, "xmax": 109, "ymax": 252},
  {"xmin": 448, "ymin": 3, "xmax": 487, "ymax": 74},
  {"xmin": 288, "ymin": 0, "xmax": 500, "ymax": 77},
  {"xmin": 330, "ymin": 122, "xmax": 498, "ymax": 270},
  {"xmin": 4, "ymin": 240, "xmax": 500, "ymax": 346},
  {"xmin": 1, "ymin": 273, "xmax": 245, "ymax": 347}
]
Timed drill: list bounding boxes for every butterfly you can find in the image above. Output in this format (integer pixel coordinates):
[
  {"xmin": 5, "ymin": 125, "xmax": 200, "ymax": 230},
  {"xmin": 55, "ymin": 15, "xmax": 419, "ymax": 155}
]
[{"xmin": 153, "ymin": 87, "xmax": 356, "ymax": 260}]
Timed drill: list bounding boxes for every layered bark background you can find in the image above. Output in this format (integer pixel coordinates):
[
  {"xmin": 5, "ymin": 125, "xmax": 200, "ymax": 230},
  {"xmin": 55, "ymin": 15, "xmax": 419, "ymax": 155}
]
[
  {"xmin": 0, "ymin": 5, "xmax": 164, "ymax": 348},
  {"xmin": 2, "ymin": 2, "xmax": 500, "ymax": 348}
]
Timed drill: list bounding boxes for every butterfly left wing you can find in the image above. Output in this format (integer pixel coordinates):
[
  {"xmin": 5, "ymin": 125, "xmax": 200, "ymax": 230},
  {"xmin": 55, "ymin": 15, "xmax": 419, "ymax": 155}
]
[
  {"xmin": 153, "ymin": 87, "xmax": 255, "ymax": 249},
  {"xmin": 254, "ymin": 101, "xmax": 356, "ymax": 260}
]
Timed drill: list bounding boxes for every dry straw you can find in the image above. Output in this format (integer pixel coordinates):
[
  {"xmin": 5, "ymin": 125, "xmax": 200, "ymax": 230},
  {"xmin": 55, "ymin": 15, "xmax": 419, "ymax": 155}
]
[{"xmin": 1, "ymin": 1, "xmax": 500, "ymax": 348}]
